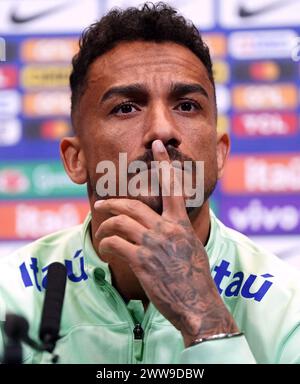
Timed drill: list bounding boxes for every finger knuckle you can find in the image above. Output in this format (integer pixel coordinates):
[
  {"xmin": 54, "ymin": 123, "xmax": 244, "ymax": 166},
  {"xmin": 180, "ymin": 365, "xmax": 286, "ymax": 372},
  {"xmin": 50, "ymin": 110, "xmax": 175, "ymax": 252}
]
[
  {"xmin": 104, "ymin": 200, "xmax": 112, "ymax": 210},
  {"xmin": 113, "ymin": 214, "xmax": 127, "ymax": 229},
  {"xmin": 127, "ymin": 199, "xmax": 141, "ymax": 211},
  {"xmin": 162, "ymin": 222, "xmax": 177, "ymax": 237},
  {"xmin": 101, "ymin": 235, "xmax": 118, "ymax": 249}
]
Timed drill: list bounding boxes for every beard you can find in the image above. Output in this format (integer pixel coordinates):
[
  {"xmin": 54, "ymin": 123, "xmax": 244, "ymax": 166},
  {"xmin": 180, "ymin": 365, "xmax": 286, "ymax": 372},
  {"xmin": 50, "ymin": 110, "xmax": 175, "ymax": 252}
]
[{"xmin": 87, "ymin": 145, "xmax": 218, "ymax": 216}]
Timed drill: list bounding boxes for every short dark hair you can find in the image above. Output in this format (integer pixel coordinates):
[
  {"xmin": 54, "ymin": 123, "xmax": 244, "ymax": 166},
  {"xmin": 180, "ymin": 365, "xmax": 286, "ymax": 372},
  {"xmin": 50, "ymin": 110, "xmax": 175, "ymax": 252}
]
[{"xmin": 70, "ymin": 2, "xmax": 214, "ymax": 115}]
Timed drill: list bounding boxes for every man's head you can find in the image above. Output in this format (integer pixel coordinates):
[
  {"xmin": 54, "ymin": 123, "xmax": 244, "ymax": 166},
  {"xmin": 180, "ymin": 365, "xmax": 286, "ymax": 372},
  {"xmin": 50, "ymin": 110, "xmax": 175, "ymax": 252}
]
[
  {"xmin": 69, "ymin": 2, "xmax": 215, "ymax": 118},
  {"xmin": 61, "ymin": 2, "xmax": 229, "ymax": 216}
]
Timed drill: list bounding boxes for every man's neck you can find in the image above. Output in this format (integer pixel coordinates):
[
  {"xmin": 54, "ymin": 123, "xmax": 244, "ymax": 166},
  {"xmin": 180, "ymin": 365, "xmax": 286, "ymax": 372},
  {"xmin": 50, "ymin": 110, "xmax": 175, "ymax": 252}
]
[{"xmin": 90, "ymin": 201, "xmax": 211, "ymax": 306}]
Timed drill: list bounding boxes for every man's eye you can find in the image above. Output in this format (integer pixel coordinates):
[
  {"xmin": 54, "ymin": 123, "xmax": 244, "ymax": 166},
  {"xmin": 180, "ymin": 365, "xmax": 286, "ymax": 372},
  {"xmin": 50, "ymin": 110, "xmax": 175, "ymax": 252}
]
[
  {"xmin": 111, "ymin": 102, "xmax": 139, "ymax": 115},
  {"xmin": 176, "ymin": 101, "xmax": 200, "ymax": 112}
]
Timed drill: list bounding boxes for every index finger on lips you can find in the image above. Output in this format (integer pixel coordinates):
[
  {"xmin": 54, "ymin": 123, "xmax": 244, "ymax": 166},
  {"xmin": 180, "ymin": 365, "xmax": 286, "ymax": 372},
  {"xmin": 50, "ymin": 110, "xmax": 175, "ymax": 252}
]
[{"xmin": 152, "ymin": 139, "xmax": 187, "ymax": 218}]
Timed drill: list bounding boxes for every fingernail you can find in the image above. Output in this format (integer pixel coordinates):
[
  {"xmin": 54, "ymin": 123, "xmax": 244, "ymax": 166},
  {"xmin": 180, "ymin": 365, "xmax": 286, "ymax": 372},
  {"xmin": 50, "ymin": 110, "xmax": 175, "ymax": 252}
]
[{"xmin": 153, "ymin": 140, "xmax": 165, "ymax": 153}]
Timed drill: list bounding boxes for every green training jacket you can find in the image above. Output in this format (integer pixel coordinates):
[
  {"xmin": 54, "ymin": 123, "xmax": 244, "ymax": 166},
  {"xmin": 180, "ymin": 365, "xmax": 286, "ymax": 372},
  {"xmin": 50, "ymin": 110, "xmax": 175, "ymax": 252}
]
[{"xmin": 0, "ymin": 211, "xmax": 299, "ymax": 363}]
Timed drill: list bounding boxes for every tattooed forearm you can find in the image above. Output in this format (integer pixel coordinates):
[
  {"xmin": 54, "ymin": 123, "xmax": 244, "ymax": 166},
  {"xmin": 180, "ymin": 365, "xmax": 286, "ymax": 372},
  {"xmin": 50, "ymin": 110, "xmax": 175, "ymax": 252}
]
[
  {"xmin": 136, "ymin": 218, "xmax": 239, "ymax": 346},
  {"xmin": 95, "ymin": 194, "xmax": 239, "ymax": 348}
]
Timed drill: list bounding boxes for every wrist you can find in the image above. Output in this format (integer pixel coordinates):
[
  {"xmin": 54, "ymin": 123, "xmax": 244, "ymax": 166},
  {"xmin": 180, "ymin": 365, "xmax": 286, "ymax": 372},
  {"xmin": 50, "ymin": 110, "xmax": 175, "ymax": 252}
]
[
  {"xmin": 181, "ymin": 311, "xmax": 240, "ymax": 348},
  {"xmin": 188, "ymin": 331, "xmax": 244, "ymax": 348}
]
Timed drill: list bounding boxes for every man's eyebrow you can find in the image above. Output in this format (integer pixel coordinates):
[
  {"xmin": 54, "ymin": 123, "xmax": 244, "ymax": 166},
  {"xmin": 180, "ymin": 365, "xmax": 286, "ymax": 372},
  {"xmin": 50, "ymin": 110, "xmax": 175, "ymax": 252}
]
[
  {"xmin": 100, "ymin": 84, "xmax": 148, "ymax": 103},
  {"xmin": 170, "ymin": 82, "xmax": 209, "ymax": 99}
]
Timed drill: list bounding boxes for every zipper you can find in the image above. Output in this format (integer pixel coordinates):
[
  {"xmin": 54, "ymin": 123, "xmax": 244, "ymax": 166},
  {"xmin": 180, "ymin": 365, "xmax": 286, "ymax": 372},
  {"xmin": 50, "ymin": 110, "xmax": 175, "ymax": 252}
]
[
  {"xmin": 98, "ymin": 280, "xmax": 155, "ymax": 363},
  {"xmin": 133, "ymin": 323, "xmax": 144, "ymax": 361}
]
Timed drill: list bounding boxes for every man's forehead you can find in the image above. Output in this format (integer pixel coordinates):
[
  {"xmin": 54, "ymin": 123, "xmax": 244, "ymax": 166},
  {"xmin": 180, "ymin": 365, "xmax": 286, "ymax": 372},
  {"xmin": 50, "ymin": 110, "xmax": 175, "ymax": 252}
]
[{"xmin": 87, "ymin": 41, "xmax": 211, "ymax": 87}]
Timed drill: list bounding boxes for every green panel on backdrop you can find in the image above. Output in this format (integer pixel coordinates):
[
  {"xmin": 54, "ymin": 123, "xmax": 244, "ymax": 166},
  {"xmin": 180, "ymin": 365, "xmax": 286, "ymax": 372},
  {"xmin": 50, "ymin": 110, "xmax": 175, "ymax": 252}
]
[{"xmin": 0, "ymin": 161, "xmax": 86, "ymax": 199}]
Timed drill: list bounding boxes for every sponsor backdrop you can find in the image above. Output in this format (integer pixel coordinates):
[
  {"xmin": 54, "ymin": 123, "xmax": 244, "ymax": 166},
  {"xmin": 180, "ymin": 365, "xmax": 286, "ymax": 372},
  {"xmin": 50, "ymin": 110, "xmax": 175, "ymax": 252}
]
[{"xmin": 0, "ymin": 0, "xmax": 299, "ymax": 267}]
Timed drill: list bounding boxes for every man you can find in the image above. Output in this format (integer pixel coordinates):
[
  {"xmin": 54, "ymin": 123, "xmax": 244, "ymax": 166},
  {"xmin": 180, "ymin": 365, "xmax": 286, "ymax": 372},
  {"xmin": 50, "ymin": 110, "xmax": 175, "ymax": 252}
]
[{"xmin": 0, "ymin": 3, "xmax": 300, "ymax": 364}]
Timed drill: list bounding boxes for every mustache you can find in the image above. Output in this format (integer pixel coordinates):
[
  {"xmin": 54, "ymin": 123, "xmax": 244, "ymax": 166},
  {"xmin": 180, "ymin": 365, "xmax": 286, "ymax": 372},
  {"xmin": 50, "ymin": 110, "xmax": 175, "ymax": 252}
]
[{"xmin": 134, "ymin": 145, "xmax": 195, "ymax": 168}]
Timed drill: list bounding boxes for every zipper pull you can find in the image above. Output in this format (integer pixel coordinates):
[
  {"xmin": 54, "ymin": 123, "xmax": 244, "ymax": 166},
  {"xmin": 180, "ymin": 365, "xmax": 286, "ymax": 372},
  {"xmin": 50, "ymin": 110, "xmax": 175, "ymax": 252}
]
[
  {"xmin": 133, "ymin": 323, "xmax": 144, "ymax": 340},
  {"xmin": 133, "ymin": 323, "xmax": 144, "ymax": 361}
]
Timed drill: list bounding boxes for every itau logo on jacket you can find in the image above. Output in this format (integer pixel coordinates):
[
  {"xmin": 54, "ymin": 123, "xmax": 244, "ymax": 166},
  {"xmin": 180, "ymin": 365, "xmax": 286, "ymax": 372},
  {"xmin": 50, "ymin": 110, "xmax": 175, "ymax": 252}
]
[
  {"xmin": 19, "ymin": 249, "xmax": 88, "ymax": 291},
  {"xmin": 213, "ymin": 259, "xmax": 273, "ymax": 302}
]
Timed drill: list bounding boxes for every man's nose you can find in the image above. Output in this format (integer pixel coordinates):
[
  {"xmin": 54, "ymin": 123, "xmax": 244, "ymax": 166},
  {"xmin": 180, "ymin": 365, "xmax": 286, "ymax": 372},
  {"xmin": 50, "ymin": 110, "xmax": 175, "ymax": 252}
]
[{"xmin": 142, "ymin": 103, "xmax": 182, "ymax": 149}]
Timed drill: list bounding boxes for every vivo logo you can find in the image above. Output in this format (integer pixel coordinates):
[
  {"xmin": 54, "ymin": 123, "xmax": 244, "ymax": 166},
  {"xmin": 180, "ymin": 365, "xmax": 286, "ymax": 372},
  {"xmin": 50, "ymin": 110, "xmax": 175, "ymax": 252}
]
[
  {"xmin": 19, "ymin": 249, "xmax": 88, "ymax": 291},
  {"xmin": 228, "ymin": 199, "xmax": 300, "ymax": 233}
]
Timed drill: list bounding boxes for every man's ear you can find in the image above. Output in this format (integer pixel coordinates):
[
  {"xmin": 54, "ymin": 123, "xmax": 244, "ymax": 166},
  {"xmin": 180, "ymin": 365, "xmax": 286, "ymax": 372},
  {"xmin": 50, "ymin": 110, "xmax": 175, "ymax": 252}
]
[
  {"xmin": 60, "ymin": 137, "xmax": 87, "ymax": 184},
  {"xmin": 216, "ymin": 132, "xmax": 230, "ymax": 179}
]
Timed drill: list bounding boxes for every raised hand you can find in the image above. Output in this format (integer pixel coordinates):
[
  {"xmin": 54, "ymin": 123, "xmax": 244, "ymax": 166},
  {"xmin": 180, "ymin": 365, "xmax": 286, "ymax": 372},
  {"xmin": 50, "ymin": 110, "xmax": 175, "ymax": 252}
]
[{"xmin": 94, "ymin": 140, "xmax": 238, "ymax": 347}]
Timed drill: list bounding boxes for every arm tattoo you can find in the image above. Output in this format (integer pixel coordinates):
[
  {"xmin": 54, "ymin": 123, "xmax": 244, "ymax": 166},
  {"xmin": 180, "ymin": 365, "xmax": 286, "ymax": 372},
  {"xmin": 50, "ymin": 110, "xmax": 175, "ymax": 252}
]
[{"xmin": 137, "ymin": 219, "xmax": 237, "ymax": 339}]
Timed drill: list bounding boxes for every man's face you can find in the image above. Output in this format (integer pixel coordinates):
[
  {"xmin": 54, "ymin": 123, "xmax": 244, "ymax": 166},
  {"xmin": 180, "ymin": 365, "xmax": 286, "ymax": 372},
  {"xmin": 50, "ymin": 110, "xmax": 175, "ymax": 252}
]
[{"xmin": 72, "ymin": 41, "xmax": 223, "ymax": 214}]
